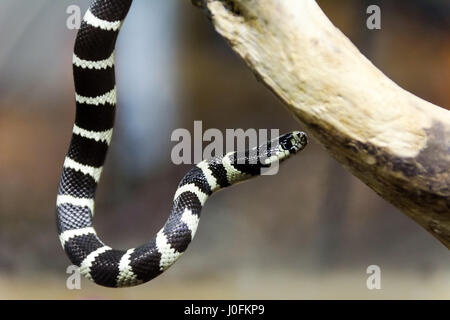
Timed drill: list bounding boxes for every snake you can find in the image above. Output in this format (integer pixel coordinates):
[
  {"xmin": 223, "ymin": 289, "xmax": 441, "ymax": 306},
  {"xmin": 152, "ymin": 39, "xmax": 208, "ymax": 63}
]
[{"xmin": 56, "ymin": 0, "xmax": 308, "ymax": 288}]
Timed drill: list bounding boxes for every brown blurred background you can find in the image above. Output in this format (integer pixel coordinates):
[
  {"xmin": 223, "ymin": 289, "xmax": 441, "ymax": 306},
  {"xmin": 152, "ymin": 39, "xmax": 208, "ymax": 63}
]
[{"xmin": 0, "ymin": 0, "xmax": 449, "ymax": 299}]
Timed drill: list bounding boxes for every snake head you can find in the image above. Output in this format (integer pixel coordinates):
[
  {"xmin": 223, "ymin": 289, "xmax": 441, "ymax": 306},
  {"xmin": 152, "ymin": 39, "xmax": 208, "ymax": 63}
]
[
  {"xmin": 260, "ymin": 131, "xmax": 308, "ymax": 167},
  {"xmin": 279, "ymin": 131, "xmax": 308, "ymax": 154}
]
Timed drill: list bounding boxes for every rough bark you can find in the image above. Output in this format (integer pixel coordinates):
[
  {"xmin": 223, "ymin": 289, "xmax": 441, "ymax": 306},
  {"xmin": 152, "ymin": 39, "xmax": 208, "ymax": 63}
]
[{"xmin": 193, "ymin": 0, "xmax": 450, "ymax": 248}]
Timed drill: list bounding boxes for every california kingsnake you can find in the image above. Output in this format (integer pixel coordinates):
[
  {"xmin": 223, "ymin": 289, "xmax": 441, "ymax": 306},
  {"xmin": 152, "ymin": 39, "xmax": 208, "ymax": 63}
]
[{"xmin": 56, "ymin": 0, "xmax": 308, "ymax": 288}]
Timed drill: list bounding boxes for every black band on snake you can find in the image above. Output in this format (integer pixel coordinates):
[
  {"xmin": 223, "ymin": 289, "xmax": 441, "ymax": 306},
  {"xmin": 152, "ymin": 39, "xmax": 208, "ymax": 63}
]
[{"xmin": 56, "ymin": 0, "xmax": 308, "ymax": 288}]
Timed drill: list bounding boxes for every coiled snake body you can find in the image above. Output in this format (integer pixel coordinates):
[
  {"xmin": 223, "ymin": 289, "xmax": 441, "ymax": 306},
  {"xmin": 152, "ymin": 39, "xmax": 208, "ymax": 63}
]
[{"xmin": 56, "ymin": 0, "xmax": 308, "ymax": 288}]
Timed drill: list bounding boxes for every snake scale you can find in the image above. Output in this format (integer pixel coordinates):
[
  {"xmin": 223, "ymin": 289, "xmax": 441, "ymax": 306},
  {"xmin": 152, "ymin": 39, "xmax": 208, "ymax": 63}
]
[{"xmin": 56, "ymin": 0, "xmax": 308, "ymax": 288}]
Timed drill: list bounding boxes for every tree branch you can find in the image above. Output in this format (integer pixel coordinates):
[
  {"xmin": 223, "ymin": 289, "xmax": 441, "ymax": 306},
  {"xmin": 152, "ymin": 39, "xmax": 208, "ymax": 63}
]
[{"xmin": 193, "ymin": 0, "xmax": 450, "ymax": 248}]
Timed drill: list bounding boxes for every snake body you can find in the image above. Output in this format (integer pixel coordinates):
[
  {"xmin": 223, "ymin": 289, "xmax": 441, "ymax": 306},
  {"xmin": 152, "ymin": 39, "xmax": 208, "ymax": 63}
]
[{"xmin": 56, "ymin": 0, "xmax": 308, "ymax": 288}]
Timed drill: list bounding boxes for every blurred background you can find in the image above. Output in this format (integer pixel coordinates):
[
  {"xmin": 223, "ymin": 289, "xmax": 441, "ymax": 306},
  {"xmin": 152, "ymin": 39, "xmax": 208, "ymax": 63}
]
[{"xmin": 0, "ymin": 0, "xmax": 449, "ymax": 299}]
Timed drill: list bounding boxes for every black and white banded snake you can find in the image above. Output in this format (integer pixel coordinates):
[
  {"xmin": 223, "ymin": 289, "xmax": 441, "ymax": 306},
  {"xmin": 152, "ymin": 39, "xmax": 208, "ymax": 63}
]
[{"xmin": 56, "ymin": 0, "xmax": 308, "ymax": 288}]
